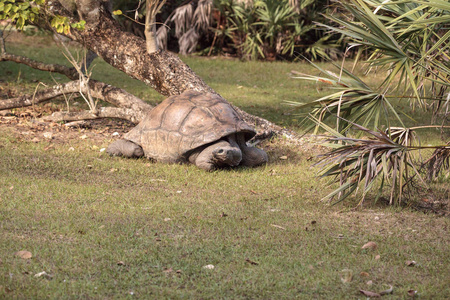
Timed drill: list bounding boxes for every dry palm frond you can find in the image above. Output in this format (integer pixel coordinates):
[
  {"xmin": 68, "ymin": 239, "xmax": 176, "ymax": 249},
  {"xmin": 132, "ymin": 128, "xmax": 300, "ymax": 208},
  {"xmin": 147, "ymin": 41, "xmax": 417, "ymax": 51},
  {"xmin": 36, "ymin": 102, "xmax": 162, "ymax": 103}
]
[
  {"xmin": 424, "ymin": 142, "xmax": 450, "ymax": 181},
  {"xmin": 171, "ymin": 3, "xmax": 194, "ymax": 38},
  {"xmin": 235, "ymin": 0, "xmax": 253, "ymax": 7},
  {"xmin": 386, "ymin": 127, "xmax": 418, "ymax": 147},
  {"xmin": 313, "ymin": 116, "xmax": 425, "ymax": 206},
  {"xmin": 179, "ymin": 28, "xmax": 199, "ymax": 54},
  {"xmin": 289, "ymin": 0, "xmax": 315, "ymax": 12},
  {"xmin": 194, "ymin": 0, "xmax": 213, "ymax": 32},
  {"xmin": 156, "ymin": 25, "xmax": 169, "ymax": 50}
]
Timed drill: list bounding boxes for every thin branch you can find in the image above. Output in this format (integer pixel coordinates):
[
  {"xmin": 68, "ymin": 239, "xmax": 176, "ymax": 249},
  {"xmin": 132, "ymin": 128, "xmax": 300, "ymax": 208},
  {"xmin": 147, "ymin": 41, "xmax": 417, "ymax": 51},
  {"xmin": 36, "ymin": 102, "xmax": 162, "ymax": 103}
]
[
  {"xmin": 0, "ymin": 52, "xmax": 79, "ymax": 80},
  {"xmin": 145, "ymin": 0, "xmax": 167, "ymax": 53},
  {"xmin": 44, "ymin": 107, "xmax": 143, "ymax": 123},
  {"xmin": 0, "ymin": 29, "xmax": 6, "ymax": 53}
]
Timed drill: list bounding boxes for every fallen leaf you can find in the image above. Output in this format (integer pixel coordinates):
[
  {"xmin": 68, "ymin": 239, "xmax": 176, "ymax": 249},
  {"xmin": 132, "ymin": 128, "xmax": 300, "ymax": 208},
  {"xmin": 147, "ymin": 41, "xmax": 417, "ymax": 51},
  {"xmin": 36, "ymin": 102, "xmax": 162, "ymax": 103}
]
[
  {"xmin": 405, "ymin": 260, "xmax": 416, "ymax": 266},
  {"xmin": 362, "ymin": 241, "xmax": 377, "ymax": 250},
  {"xmin": 270, "ymin": 224, "xmax": 286, "ymax": 230},
  {"xmin": 375, "ymin": 255, "xmax": 381, "ymax": 260},
  {"xmin": 359, "ymin": 289, "xmax": 381, "ymax": 297},
  {"xmin": 43, "ymin": 132, "xmax": 53, "ymax": 139},
  {"xmin": 279, "ymin": 156, "xmax": 288, "ymax": 160},
  {"xmin": 360, "ymin": 272, "xmax": 370, "ymax": 277},
  {"xmin": 117, "ymin": 261, "xmax": 125, "ymax": 266},
  {"xmin": 202, "ymin": 264, "xmax": 215, "ymax": 270},
  {"xmin": 80, "ymin": 135, "xmax": 88, "ymax": 139},
  {"xmin": 245, "ymin": 258, "xmax": 259, "ymax": 265},
  {"xmin": 34, "ymin": 271, "xmax": 52, "ymax": 279},
  {"xmin": 379, "ymin": 285, "xmax": 394, "ymax": 295},
  {"xmin": 164, "ymin": 218, "xmax": 171, "ymax": 222},
  {"xmin": 407, "ymin": 290, "xmax": 418, "ymax": 297},
  {"xmin": 366, "ymin": 280, "xmax": 373, "ymax": 285},
  {"xmin": 339, "ymin": 269, "xmax": 353, "ymax": 283},
  {"xmin": 15, "ymin": 250, "xmax": 32, "ymax": 259}
]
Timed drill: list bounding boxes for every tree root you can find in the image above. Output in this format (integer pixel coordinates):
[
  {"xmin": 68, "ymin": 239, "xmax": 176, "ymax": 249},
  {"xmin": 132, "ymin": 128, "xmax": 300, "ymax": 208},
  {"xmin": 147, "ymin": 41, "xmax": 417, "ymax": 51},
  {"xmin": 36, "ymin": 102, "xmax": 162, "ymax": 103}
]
[{"xmin": 0, "ymin": 80, "xmax": 153, "ymax": 123}]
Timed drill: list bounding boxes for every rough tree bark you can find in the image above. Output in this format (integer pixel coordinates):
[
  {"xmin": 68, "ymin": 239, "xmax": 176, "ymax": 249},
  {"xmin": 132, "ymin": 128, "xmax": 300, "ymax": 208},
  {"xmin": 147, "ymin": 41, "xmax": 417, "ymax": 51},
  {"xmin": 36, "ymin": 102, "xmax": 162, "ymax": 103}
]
[{"xmin": 1, "ymin": 0, "xmax": 287, "ymax": 137}]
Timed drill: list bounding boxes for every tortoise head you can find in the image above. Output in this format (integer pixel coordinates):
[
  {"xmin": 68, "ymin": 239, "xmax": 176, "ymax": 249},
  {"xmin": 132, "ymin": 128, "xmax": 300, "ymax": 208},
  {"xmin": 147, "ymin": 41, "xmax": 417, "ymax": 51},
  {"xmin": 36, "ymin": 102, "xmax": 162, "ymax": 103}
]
[{"xmin": 212, "ymin": 145, "xmax": 242, "ymax": 167}]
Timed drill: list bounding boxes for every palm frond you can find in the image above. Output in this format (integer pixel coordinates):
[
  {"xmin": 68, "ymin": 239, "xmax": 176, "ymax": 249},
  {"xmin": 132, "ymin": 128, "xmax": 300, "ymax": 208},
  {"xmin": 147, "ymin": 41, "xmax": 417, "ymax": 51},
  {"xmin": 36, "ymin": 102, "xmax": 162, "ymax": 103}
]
[
  {"xmin": 156, "ymin": 25, "xmax": 168, "ymax": 50},
  {"xmin": 179, "ymin": 28, "xmax": 199, "ymax": 55},
  {"xmin": 313, "ymin": 116, "xmax": 425, "ymax": 206},
  {"xmin": 424, "ymin": 142, "xmax": 450, "ymax": 181},
  {"xmin": 171, "ymin": 3, "xmax": 194, "ymax": 38},
  {"xmin": 290, "ymin": 62, "xmax": 405, "ymax": 134},
  {"xmin": 194, "ymin": 0, "xmax": 213, "ymax": 32}
]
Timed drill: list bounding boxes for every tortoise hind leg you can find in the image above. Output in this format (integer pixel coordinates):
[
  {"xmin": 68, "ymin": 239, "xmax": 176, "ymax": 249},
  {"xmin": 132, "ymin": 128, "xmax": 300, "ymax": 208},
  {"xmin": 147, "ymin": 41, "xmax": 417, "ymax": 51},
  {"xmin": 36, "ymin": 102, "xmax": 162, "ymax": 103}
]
[{"xmin": 106, "ymin": 139, "xmax": 144, "ymax": 158}]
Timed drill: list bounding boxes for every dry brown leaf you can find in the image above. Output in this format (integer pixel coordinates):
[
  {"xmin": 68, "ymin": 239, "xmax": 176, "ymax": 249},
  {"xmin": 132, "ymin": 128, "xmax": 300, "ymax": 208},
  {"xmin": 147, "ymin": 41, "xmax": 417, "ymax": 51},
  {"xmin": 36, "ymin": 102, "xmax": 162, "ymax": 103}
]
[
  {"xmin": 117, "ymin": 261, "xmax": 125, "ymax": 266},
  {"xmin": 360, "ymin": 272, "xmax": 370, "ymax": 277},
  {"xmin": 340, "ymin": 269, "xmax": 353, "ymax": 283},
  {"xmin": 362, "ymin": 241, "xmax": 377, "ymax": 250},
  {"xmin": 270, "ymin": 224, "xmax": 286, "ymax": 230},
  {"xmin": 359, "ymin": 289, "xmax": 381, "ymax": 297},
  {"xmin": 245, "ymin": 258, "xmax": 259, "ymax": 265},
  {"xmin": 379, "ymin": 285, "xmax": 394, "ymax": 295},
  {"xmin": 279, "ymin": 156, "xmax": 288, "ymax": 160},
  {"xmin": 375, "ymin": 255, "xmax": 381, "ymax": 260},
  {"xmin": 405, "ymin": 260, "xmax": 416, "ymax": 266},
  {"xmin": 15, "ymin": 250, "xmax": 32, "ymax": 259}
]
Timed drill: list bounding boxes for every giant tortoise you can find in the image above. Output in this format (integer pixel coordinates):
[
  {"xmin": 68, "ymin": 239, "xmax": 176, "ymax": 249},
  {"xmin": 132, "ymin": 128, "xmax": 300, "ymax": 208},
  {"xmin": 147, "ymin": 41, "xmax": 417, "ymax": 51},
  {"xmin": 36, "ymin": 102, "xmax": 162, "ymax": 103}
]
[{"xmin": 106, "ymin": 90, "xmax": 268, "ymax": 170}]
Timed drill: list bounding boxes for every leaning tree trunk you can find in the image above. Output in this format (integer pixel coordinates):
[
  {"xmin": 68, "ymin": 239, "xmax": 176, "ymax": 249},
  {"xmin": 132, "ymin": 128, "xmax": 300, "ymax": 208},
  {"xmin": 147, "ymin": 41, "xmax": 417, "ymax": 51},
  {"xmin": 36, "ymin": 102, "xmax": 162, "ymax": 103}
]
[{"xmin": 43, "ymin": 1, "xmax": 286, "ymax": 136}]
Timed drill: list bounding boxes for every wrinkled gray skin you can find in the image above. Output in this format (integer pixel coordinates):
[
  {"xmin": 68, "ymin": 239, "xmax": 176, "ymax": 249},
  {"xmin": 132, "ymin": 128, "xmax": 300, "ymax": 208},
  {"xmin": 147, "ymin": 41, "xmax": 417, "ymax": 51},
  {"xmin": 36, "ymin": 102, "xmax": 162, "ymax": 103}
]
[{"xmin": 107, "ymin": 133, "xmax": 268, "ymax": 171}]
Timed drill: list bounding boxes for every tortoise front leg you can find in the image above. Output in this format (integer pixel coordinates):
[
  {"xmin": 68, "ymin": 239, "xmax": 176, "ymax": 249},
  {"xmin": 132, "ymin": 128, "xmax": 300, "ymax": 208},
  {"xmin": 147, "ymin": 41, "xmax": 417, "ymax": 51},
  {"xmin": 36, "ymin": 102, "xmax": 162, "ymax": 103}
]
[
  {"xmin": 189, "ymin": 140, "xmax": 242, "ymax": 171},
  {"xmin": 106, "ymin": 139, "xmax": 144, "ymax": 158},
  {"xmin": 235, "ymin": 135, "xmax": 268, "ymax": 167}
]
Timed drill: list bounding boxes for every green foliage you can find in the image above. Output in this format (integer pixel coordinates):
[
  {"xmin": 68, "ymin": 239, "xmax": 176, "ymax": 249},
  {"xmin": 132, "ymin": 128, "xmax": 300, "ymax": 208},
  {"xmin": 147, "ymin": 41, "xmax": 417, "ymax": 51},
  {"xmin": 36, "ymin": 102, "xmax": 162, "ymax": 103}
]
[
  {"xmin": 322, "ymin": 0, "xmax": 450, "ymax": 106},
  {"xmin": 0, "ymin": 0, "xmax": 42, "ymax": 30},
  {"xmin": 0, "ymin": 0, "xmax": 85, "ymax": 33},
  {"xmin": 213, "ymin": 0, "xmax": 339, "ymax": 60},
  {"xmin": 296, "ymin": 0, "xmax": 450, "ymax": 205}
]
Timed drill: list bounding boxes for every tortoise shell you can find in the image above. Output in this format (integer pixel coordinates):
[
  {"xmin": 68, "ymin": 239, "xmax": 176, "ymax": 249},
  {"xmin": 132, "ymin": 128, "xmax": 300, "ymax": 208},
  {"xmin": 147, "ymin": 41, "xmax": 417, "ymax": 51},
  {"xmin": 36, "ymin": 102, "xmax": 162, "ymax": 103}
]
[{"xmin": 124, "ymin": 90, "xmax": 256, "ymax": 163}]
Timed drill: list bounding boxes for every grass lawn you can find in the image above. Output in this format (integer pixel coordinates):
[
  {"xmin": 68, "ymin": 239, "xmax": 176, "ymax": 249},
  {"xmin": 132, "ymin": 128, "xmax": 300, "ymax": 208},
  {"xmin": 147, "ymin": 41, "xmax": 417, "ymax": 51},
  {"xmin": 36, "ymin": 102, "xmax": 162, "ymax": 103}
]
[{"xmin": 0, "ymin": 32, "xmax": 449, "ymax": 299}]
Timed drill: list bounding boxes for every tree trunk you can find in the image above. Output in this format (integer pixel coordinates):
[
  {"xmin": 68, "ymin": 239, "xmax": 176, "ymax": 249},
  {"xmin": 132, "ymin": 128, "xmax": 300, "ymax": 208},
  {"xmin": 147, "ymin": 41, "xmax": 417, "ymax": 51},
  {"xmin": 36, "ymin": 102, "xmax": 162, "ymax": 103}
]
[{"xmin": 43, "ymin": 1, "xmax": 289, "ymax": 136}]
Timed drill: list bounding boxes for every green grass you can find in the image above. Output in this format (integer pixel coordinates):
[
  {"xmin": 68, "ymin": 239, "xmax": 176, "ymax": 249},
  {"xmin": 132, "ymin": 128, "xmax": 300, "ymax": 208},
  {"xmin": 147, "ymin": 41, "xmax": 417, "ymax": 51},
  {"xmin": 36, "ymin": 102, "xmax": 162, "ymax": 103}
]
[{"xmin": 0, "ymin": 32, "xmax": 449, "ymax": 299}]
